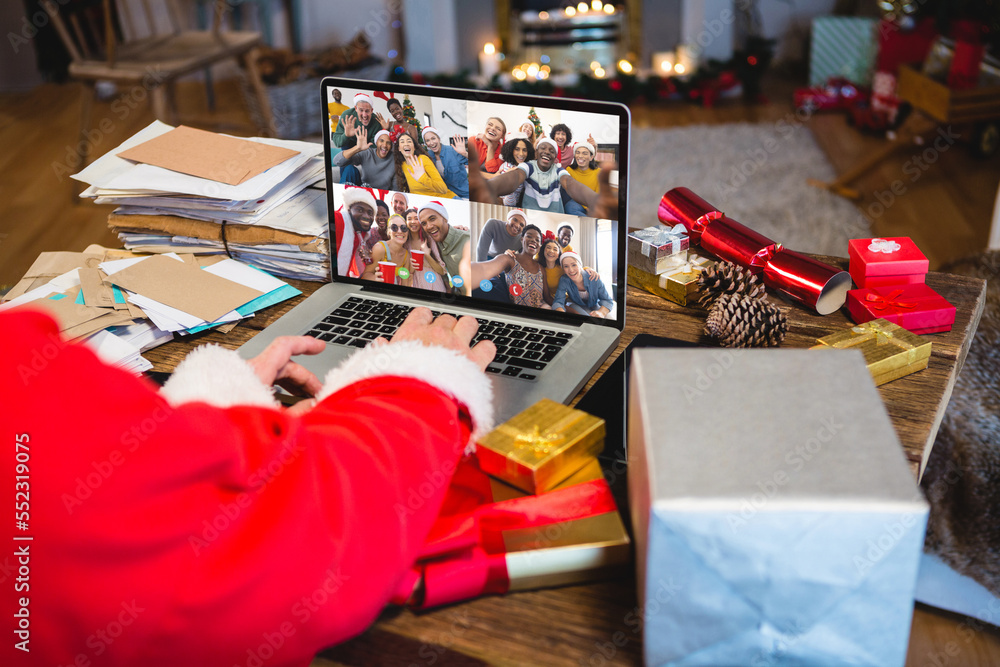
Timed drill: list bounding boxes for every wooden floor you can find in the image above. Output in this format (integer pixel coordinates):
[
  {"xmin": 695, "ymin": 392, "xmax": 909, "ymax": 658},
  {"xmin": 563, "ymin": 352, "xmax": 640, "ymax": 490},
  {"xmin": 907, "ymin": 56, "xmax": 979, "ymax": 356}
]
[{"xmin": 2, "ymin": 73, "xmax": 999, "ymax": 666}]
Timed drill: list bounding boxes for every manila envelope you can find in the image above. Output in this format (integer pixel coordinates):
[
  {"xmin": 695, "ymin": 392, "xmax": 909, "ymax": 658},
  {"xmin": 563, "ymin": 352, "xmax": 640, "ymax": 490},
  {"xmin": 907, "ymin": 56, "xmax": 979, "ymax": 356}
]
[
  {"xmin": 78, "ymin": 268, "xmax": 116, "ymax": 308},
  {"xmin": 116, "ymin": 125, "xmax": 299, "ymax": 186},
  {"xmin": 4, "ymin": 251, "xmax": 102, "ymax": 302},
  {"xmin": 25, "ymin": 288, "xmax": 113, "ymax": 332},
  {"xmin": 107, "ymin": 255, "xmax": 263, "ymax": 323}
]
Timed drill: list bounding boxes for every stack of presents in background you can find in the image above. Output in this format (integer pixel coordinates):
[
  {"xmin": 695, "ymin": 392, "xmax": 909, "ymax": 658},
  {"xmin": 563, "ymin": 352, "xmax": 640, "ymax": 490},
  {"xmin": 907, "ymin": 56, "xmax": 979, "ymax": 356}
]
[
  {"xmin": 393, "ymin": 398, "xmax": 631, "ymax": 609},
  {"xmin": 803, "ymin": 11, "xmax": 1000, "ymax": 131}
]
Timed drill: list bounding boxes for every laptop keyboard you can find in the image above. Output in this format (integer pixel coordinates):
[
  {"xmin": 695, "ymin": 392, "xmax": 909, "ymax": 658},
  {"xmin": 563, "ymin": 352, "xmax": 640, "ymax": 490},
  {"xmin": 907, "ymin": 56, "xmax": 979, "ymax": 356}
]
[{"xmin": 306, "ymin": 296, "xmax": 574, "ymax": 381}]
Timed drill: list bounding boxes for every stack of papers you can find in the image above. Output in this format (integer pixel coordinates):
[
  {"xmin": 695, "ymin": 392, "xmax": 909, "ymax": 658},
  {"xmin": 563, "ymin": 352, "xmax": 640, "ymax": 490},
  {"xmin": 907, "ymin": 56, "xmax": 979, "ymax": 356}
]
[
  {"xmin": 73, "ymin": 121, "xmax": 329, "ymax": 281},
  {"xmin": 1, "ymin": 247, "xmax": 301, "ymax": 375}
]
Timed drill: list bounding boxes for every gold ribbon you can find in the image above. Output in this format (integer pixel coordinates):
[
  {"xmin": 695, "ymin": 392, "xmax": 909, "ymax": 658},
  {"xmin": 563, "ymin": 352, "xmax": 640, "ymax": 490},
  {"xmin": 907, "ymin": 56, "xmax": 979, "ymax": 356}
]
[
  {"xmin": 509, "ymin": 425, "xmax": 566, "ymax": 459},
  {"xmin": 657, "ymin": 254, "xmax": 712, "ymax": 286}
]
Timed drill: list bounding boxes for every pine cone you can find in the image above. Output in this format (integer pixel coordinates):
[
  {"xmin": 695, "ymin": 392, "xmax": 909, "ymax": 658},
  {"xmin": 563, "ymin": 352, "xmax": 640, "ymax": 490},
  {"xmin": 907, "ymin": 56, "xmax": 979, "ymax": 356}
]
[
  {"xmin": 698, "ymin": 261, "xmax": 767, "ymax": 307},
  {"xmin": 704, "ymin": 293, "xmax": 788, "ymax": 348}
]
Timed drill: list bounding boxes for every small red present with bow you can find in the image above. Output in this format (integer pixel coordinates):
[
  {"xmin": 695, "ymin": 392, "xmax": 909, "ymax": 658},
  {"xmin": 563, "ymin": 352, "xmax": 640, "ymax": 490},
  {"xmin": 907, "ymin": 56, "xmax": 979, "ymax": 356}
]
[{"xmin": 846, "ymin": 283, "xmax": 955, "ymax": 334}]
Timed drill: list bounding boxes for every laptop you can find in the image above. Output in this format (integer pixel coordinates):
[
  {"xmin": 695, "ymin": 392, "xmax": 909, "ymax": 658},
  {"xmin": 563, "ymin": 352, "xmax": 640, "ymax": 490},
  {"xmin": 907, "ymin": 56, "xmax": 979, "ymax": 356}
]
[{"xmin": 238, "ymin": 76, "xmax": 630, "ymax": 423}]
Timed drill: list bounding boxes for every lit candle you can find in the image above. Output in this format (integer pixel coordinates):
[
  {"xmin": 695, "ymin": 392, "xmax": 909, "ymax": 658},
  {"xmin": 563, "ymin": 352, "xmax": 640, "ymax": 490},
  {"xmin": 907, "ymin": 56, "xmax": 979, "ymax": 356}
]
[
  {"xmin": 480, "ymin": 42, "xmax": 500, "ymax": 79},
  {"xmin": 675, "ymin": 45, "xmax": 695, "ymax": 76},
  {"xmin": 652, "ymin": 51, "xmax": 675, "ymax": 76}
]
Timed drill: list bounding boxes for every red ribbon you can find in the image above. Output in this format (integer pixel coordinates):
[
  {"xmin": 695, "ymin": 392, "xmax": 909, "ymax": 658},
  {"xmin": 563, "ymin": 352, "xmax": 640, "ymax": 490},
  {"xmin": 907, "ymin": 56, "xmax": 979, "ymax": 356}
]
[
  {"xmin": 391, "ymin": 458, "xmax": 617, "ymax": 609},
  {"xmin": 865, "ymin": 289, "xmax": 917, "ymax": 312}
]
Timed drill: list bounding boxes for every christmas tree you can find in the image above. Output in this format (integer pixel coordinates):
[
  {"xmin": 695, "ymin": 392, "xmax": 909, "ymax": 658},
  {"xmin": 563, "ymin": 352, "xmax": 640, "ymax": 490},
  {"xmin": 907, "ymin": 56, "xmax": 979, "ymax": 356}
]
[
  {"xmin": 402, "ymin": 95, "xmax": 423, "ymax": 141},
  {"xmin": 528, "ymin": 107, "xmax": 542, "ymax": 141}
]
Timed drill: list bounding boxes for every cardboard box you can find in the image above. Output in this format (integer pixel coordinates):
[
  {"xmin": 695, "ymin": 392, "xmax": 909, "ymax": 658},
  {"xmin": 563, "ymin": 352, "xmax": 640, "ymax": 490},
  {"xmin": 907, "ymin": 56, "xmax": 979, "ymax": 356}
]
[
  {"xmin": 848, "ymin": 237, "xmax": 929, "ymax": 288},
  {"xmin": 847, "ymin": 283, "xmax": 956, "ymax": 334},
  {"xmin": 628, "ymin": 349, "xmax": 928, "ymax": 667},
  {"xmin": 476, "ymin": 398, "xmax": 605, "ymax": 494},
  {"xmin": 811, "ymin": 319, "xmax": 932, "ymax": 386},
  {"xmin": 627, "ymin": 225, "xmax": 690, "ymax": 275}
]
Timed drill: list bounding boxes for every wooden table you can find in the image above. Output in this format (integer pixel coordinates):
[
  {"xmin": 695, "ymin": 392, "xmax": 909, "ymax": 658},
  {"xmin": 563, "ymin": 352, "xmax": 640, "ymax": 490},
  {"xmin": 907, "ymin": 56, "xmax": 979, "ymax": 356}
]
[{"xmin": 144, "ymin": 256, "xmax": 986, "ymax": 666}]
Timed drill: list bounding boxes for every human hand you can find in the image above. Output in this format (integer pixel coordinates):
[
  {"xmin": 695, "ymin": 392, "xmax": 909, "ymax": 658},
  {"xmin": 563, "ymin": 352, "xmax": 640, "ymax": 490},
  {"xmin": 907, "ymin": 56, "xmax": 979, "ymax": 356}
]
[
  {"xmin": 406, "ymin": 153, "xmax": 424, "ymax": 180},
  {"xmin": 584, "ymin": 267, "xmax": 600, "ymax": 281},
  {"xmin": 593, "ymin": 161, "xmax": 618, "ymax": 221},
  {"xmin": 589, "ymin": 310, "xmax": 606, "ymax": 318},
  {"xmin": 356, "ymin": 126, "xmax": 370, "ymax": 150},
  {"xmin": 384, "ymin": 308, "xmax": 495, "ymax": 371},
  {"xmin": 467, "ymin": 148, "xmax": 494, "ymax": 202},
  {"xmin": 587, "ymin": 133, "xmax": 597, "ymax": 148},
  {"xmin": 247, "ymin": 336, "xmax": 326, "ymax": 411},
  {"xmin": 453, "ymin": 134, "xmax": 468, "ymax": 157},
  {"xmin": 374, "ymin": 111, "xmax": 389, "ymax": 130},
  {"xmin": 503, "ymin": 249, "xmax": 517, "ymax": 259},
  {"xmin": 343, "ymin": 114, "xmax": 356, "ymax": 137}
]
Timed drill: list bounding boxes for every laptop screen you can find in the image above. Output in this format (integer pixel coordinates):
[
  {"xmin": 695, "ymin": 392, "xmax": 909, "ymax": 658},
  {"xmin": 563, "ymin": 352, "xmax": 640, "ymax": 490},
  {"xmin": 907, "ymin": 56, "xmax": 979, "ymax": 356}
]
[{"xmin": 322, "ymin": 77, "xmax": 628, "ymax": 327}]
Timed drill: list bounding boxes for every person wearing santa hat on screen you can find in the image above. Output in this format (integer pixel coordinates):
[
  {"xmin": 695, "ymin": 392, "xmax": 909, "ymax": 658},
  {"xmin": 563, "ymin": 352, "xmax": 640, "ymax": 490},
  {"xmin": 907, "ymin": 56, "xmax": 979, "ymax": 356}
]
[
  {"xmin": 0, "ymin": 294, "xmax": 495, "ymax": 666},
  {"xmin": 418, "ymin": 199, "xmax": 469, "ymax": 295},
  {"xmin": 335, "ymin": 186, "xmax": 377, "ymax": 278},
  {"xmin": 332, "ymin": 92, "xmax": 383, "ymax": 153}
]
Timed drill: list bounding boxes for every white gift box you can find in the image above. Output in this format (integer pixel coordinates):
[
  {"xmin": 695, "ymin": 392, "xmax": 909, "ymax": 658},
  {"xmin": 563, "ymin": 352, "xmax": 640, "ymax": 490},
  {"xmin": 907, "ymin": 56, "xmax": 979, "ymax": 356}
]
[{"xmin": 628, "ymin": 348, "xmax": 928, "ymax": 667}]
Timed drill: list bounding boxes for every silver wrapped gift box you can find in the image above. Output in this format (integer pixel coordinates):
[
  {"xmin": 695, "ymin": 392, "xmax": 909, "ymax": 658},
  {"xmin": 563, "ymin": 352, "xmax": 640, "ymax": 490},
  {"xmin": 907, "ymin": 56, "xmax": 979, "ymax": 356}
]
[
  {"xmin": 628, "ymin": 348, "xmax": 928, "ymax": 667},
  {"xmin": 627, "ymin": 224, "xmax": 690, "ymax": 275}
]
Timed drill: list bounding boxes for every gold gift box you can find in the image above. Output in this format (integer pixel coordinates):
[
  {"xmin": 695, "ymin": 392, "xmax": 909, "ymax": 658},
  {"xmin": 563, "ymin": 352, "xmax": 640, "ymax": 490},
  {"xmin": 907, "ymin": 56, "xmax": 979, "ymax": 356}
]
[
  {"xmin": 488, "ymin": 458, "xmax": 631, "ymax": 590},
  {"xmin": 476, "ymin": 398, "xmax": 606, "ymax": 494},
  {"xmin": 811, "ymin": 318, "xmax": 932, "ymax": 386},
  {"xmin": 627, "ymin": 252, "xmax": 715, "ymax": 306}
]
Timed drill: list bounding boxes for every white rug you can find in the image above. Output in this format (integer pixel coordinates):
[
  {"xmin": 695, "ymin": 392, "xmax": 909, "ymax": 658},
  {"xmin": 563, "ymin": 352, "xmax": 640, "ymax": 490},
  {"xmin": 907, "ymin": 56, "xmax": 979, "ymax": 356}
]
[{"xmin": 628, "ymin": 123, "xmax": 871, "ymax": 257}]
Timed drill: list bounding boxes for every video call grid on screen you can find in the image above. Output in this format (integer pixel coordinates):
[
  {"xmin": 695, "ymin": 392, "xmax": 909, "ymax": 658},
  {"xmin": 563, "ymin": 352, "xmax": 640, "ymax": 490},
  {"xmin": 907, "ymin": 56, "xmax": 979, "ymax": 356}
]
[{"xmin": 323, "ymin": 78, "xmax": 627, "ymax": 325}]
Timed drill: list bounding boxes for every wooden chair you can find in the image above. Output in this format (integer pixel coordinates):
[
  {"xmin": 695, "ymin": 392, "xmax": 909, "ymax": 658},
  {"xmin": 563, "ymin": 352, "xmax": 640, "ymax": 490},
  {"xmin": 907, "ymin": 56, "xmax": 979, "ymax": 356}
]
[{"xmin": 40, "ymin": 0, "xmax": 277, "ymax": 169}]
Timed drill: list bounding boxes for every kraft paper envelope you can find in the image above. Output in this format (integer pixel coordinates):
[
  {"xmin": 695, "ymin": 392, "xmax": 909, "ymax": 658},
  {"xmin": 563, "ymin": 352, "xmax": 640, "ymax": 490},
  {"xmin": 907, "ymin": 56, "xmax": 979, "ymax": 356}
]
[
  {"xmin": 116, "ymin": 125, "xmax": 300, "ymax": 186},
  {"xmin": 4, "ymin": 251, "xmax": 102, "ymax": 303},
  {"xmin": 27, "ymin": 289, "xmax": 107, "ymax": 330},
  {"xmin": 78, "ymin": 268, "xmax": 115, "ymax": 308},
  {"xmin": 64, "ymin": 311, "xmax": 136, "ymax": 341},
  {"xmin": 107, "ymin": 255, "xmax": 264, "ymax": 323}
]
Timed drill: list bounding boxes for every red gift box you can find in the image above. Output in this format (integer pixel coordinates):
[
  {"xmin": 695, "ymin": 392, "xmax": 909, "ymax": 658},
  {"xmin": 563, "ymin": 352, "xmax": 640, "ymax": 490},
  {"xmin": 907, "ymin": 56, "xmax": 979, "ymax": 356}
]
[
  {"xmin": 848, "ymin": 237, "xmax": 929, "ymax": 288},
  {"xmin": 390, "ymin": 458, "xmax": 630, "ymax": 610},
  {"xmin": 846, "ymin": 283, "xmax": 956, "ymax": 334}
]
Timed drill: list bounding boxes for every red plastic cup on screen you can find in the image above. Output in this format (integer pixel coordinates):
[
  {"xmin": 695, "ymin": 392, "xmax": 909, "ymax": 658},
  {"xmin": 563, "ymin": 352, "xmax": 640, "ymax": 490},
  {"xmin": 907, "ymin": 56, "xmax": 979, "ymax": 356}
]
[
  {"xmin": 411, "ymin": 250, "xmax": 425, "ymax": 271},
  {"xmin": 378, "ymin": 261, "xmax": 397, "ymax": 284}
]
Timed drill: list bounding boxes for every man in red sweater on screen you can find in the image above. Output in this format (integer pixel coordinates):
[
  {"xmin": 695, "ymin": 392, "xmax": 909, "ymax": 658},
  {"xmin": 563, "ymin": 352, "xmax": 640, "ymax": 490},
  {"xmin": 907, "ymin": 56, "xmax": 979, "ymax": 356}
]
[{"xmin": 0, "ymin": 306, "xmax": 494, "ymax": 667}]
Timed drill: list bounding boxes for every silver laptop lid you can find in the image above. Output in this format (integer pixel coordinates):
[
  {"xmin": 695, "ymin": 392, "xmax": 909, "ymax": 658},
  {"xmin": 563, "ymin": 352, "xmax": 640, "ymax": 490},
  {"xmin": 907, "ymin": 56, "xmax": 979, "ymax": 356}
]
[{"xmin": 321, "ymin": 76, "xmax": 629, "ymax": 333}]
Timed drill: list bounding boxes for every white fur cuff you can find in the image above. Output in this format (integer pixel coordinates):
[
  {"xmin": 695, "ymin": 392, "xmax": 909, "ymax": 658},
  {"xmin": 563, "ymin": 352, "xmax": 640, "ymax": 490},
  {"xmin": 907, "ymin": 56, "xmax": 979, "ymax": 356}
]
[
  {"xmin": 316, "ymin": 340, "xmax": 494, "ymax": 447},
  {"xmin": 160, "ymin": 344, "xmax": 278, "ymax": 409}
]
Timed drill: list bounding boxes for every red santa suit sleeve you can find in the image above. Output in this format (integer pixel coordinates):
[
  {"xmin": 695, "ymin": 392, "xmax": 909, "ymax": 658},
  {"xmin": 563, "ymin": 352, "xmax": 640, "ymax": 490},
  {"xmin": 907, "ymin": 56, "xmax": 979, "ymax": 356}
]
[{"xmin": 0, "ymin": 308, "xmax": 492, "ymax": 667}]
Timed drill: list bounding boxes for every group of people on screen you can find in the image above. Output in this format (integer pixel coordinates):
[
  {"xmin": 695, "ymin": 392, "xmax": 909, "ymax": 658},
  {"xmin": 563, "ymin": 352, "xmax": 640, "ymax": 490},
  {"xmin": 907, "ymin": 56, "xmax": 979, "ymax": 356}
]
[
  {"xmin": 334, "ymin": 188, "xmax": 615, "ymax": 318},
  {"xmin": 473, "ymin": 209, "xmax": 614, "ymax": 318},
  {"xmin": 329, "ymin": 89, "xmax": 609, "ymax": 216},
  {"xmin": 334, "ymin": 188, "xmax": 470, "ymax": 295}
]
